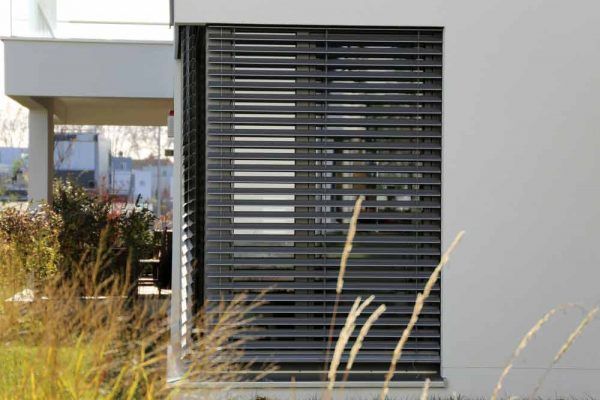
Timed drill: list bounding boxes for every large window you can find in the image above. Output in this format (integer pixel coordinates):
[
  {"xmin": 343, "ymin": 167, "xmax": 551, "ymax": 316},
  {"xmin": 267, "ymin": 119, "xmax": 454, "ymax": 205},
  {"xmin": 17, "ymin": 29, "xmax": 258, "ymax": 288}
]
[{"xmin": 182, "ymin": 24, "xmax": 443, "ymax": 382}]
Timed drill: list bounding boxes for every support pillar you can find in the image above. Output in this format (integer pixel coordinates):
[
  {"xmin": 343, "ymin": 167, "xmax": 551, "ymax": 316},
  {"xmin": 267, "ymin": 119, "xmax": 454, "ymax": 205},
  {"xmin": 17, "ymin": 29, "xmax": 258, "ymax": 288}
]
[{"xmin": 28, "ymin": 104, "xmax": 54, "ymax": 204}]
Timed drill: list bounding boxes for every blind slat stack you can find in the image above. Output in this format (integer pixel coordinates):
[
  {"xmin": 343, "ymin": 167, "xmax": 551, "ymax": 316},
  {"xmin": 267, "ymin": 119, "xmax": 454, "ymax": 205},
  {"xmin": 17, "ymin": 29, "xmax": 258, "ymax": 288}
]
[
  {"xmin": 180, "ymin": 25, "xmax": 207, "ymax": 352},
  {"xmin": 203, "ymin": 25, "xmax": 443, "ymax": 382}
]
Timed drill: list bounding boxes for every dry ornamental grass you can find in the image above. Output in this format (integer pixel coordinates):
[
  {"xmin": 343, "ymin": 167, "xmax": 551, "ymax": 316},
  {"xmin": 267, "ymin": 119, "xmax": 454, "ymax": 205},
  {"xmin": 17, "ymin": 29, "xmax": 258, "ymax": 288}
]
[{"xmin": 0, "ymin": 230, "xmax": 262, "ymax": 400}]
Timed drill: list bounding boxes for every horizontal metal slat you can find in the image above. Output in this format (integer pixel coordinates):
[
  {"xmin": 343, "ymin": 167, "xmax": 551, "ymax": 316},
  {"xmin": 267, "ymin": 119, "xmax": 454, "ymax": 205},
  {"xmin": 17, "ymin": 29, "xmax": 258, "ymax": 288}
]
[
  {"xmin": 208, "ymin": 128, "xmax": 441, "ymax": 138},
  {"xmin": 207, "ymin": 164, "xmax": 441, "ymax": 174},
  {"xmin": 232, "ymin": 328, "xmax": 439, "ymax": 338},
  {"xmin": 208, "ymin": 105, "xmax": 441, "ymax": 115},
  {"xmin": 207, "ymin": 32, "xmax": 442, "ymax": 44},
  {"xmin": 208, "ymin": 45, "xmax": 442, "ymax": 56},
  {"xmin": 222, "ymin": 307, "xmax": 438, "ymax": 317},
  {"xmin": 209, "ymin": 117, "xmax": 440, "ymax": 127},
  {"xmin": 237, "ymin": 352, "xmax": 440, "ymax": 364},
  {"xmin": 206, "ymin": 140, "xmax": 440, "ymax": 150},
  {"xmin": 219, "ymin": 370, "xmax": 440, "ymax": 379},
  {"xmin": 207, "ymin": 200, "xmax": 440, "ymax": 208},
  {"xmin": 208, "ymin": 93, "xmax": 441, "ymax": 103},
  {"xmin": 205, "ymin": 258, "xmax": 438, "ymax": 267},
  {"xmin": 206, "ymin": 247, "xmax": 439, "ymax": 255},
  {"xmin": 206, "ymin": 234, "xmax": 440, "ymax": 243},
  {"xmin": 208, "ymin": 57, "xmax": 442, "ymax": 68},
  {"xmin": 208, "ymin": 70, "xmax": 442, "ymax": 80},
  {"xmin": 208, "ymin": 81, "xmax": 441, "ymax": 91},
  {"xmin": 205, "ymin": 223, "xmax": 440, "ymax": 232},
  {"xmin": 206, "ymin": 270, "xmax": 436, "ymax": 279},
  {"xmin": 242, "ymin": 341, "xmax": 439, "ymax": 350},
  {"xmin": 219, "ymin": 316, "xmax": 439, "ymax": 326},
  {"xmin": 207, "ymin": 210, "xmax": 440, "ymax": 219},
  {"xmin": 231, "ymin": 307, "xmax": 439, "ymax": 317},
  {"xmin": 205, "ymin": 281, "xmax": 439, "ymax": 291},
  {"xmin": 208, "ymin": 176, "xmax": 440, "ymax": 185},
  {"xmin": 207, "ymin": 291, "xmax": 440, "ymax": 304},
  {"xmin": 207, "ymin": 152, "xmax": 441, "ymax": 162},
  {"xmin": 207, "ymin": 188, "xmax": 440, "ymax": 196}
]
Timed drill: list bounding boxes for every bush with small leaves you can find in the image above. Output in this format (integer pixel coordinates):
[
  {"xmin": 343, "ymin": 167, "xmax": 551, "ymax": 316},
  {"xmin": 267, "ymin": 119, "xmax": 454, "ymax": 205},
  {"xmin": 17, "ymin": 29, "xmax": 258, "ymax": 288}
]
[{"xmin": 0, "ymin": 206, "xmax": 62, "ymax": 288}]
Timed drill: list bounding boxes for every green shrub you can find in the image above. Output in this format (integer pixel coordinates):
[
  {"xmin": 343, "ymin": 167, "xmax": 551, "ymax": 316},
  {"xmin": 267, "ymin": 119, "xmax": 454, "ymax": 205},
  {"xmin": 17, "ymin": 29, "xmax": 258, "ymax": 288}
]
[
  {"xmin": 0, "ymin": 206, "xmax": 62, "ymax": 286},
  {"xmin": 113, "ymin": 200, "xmax": 156, "ymax": 260},
  {"xmin": 52, "ymin": 181, "xmax": 111, "ymax": 266},
  {"xmin": 51, "ymin": 181, "xmax": 155, "ymax": 282},
  {"xmin": 0, "ymin": 180, "xmax": 155, "ymax": 293}
]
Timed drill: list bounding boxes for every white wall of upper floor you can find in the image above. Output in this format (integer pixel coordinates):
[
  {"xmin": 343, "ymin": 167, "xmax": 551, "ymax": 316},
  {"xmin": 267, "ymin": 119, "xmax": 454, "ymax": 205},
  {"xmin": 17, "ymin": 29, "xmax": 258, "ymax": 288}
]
[
  {"xmin": 9, "ymin": 0, "xmax": 57, "ymax": 38},
  {"xmin": 171, "ymin": 0, "xmax": 600, "ymax": 398}
]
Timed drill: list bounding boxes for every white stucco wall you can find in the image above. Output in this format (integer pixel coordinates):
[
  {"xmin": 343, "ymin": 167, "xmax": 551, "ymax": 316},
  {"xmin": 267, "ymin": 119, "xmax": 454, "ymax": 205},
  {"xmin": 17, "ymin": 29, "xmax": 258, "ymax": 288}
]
[
  {"xmin": 172, "ymin": 1, "xmax": 600, "ymax": 397},
  {"xmin": 3, "ymin": 38, "xmax": 173, "ymax": 99}
]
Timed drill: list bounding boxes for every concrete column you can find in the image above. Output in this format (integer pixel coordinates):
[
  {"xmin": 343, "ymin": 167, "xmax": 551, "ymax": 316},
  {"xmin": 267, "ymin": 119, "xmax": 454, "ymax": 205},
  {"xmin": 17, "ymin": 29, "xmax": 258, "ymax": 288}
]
[{"xmin": 28, "ymin": 104, "xmax": 54, "ymax": 204}]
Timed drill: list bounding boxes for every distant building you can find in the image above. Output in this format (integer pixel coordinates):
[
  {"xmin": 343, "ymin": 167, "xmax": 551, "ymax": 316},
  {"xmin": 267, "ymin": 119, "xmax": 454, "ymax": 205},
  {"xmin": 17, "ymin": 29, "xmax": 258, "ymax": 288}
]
[
  {"xmin": 111, "ymin": 156, "xmax": 134, "ymax": 202},
  {"xmin": 0, "ymin": 140, "xmax": 172, "ymax": 212},
  {"xmin": 54, "ymin": 132, "xmax": 111, "ymax": 192},
  {"xmin": 132, "ymin": 158, "xmax": 173, "ymax": 214},
  {"xmin": 132, "ymin": 168, "xmax": 153, "ymax": 205}
]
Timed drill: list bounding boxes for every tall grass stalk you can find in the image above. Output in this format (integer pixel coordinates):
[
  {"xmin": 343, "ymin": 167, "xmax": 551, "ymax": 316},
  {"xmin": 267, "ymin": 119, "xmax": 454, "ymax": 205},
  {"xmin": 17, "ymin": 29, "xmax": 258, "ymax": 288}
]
[
  {"xmin": 489, "ymin": 304, "xmax": 580, "ymax": 400},
  {"xmin": 324, "ymin": 295, "xmax": 374, "ymax": 400},
  {"xmin": 336, "ymin": 195, "xmax": 365, "ymax": 295},
  {"xmin": 323, "ymin": 195, "xmax": 364, "ymax": 377},
  {"xmin": 290, "ymin": 376, "xmax": 297, "ymax": 400},
  {"xmin": 338, "ymin": 303, "xmax": 386, "ymax": 399},
  {"xmin": 419, "ymin": 378, "xmax": 431, "ymax": 400},
  {"xmin": 379, "ymin": 230, "xmax": 465, "ymax": 400},
  {"xmin": 528, "ymin": 305, "xmax": 599, "ymax": 399},
  {"xmin": 346, "ymin": 304, "xmax": 387, "ymax": 373}
]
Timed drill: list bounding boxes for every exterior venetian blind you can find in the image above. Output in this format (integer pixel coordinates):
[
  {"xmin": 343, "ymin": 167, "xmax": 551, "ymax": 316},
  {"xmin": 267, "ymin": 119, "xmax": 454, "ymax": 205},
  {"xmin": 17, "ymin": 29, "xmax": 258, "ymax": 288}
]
[
  {"xmin": 180, "ymin": 25, "xmax": 207, "ymax": 351},
  {"xmin": 201, "ymin": 24, "xmax": 442, "ymax": 382}
]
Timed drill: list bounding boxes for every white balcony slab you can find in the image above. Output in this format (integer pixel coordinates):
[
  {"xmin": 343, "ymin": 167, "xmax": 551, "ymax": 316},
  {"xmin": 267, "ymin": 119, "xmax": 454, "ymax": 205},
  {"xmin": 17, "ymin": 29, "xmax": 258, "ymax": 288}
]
[{"xmin": 4, "ymin": 38, "xmax": 173, "ymax": 99}]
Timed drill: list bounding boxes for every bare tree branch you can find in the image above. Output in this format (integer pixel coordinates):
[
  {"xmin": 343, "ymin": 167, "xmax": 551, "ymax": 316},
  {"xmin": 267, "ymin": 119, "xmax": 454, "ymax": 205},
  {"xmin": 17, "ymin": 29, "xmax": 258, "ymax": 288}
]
[{"xmin": 0, "ymin": 102, "xmax": 28, "ymax": 148}]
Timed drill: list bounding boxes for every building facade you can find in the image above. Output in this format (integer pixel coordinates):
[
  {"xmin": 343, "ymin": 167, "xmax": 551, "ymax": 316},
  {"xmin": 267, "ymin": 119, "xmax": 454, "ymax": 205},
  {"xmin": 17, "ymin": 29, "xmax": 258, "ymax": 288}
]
[
  {"xmin": 168, "ymin": 0, "xmax": 600, "ymax": 398},
  {"xmin": 54, "ymin": 131, "xmax": 111, "ymax": 191},
  {"xmin": 111, "ymin": 156, "xmax": 135, "ymax": 202}
]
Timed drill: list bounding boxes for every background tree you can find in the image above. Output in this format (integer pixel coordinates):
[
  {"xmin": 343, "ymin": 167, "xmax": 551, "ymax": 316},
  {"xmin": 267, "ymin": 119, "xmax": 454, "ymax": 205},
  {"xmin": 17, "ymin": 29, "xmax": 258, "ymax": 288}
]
[
  {"xmin": 0, "ymin": 102, "xmax": 168, "ymax": 160},
  {"xmin": 0, "ymin": 102, "xmax": 28, "ymax": 148}
]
